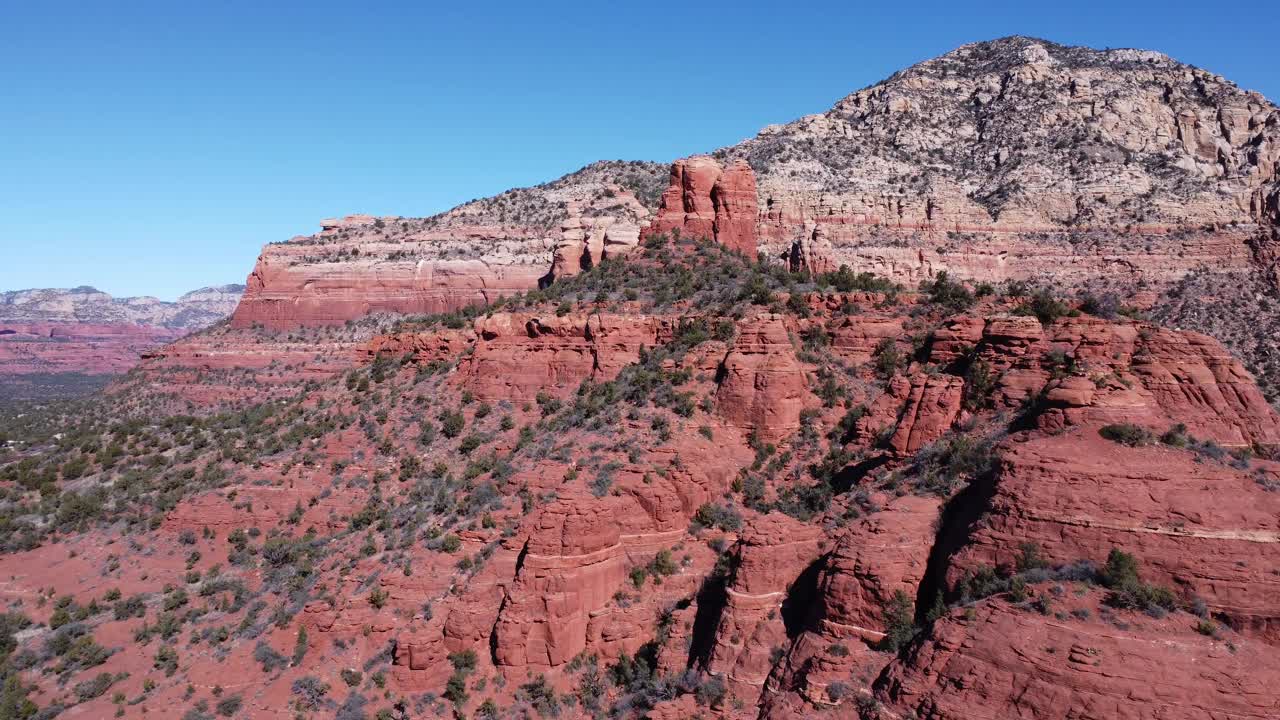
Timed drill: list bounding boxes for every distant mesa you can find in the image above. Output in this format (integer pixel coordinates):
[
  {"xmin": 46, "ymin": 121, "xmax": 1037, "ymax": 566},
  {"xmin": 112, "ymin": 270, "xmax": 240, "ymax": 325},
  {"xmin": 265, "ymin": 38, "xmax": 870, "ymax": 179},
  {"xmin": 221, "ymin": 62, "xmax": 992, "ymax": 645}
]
[{"xmin": 0, "ymin": 283, "xmax": 244, "ymax": 395}]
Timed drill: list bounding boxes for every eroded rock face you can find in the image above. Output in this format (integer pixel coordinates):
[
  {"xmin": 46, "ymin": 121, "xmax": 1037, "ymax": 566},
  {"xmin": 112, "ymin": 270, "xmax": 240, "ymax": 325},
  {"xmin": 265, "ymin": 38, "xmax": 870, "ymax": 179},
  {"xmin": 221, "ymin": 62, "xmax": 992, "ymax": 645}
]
[
  {"xmin": 711, "ymin": 160, "xmax": 761, "ymax": 258},
  {"xmin": 728, "ymin": 37, "xmax": 1280, "ymax": 292},
  {"xmin": 944, "ymin": 432, "xmax": 1280, "ymax": 642},
  {"xmin": 229, "ymin": 162, "xmax": 665, "ymax": 330},
  {"xmin": 230, "ymin": 231, "xmax": 552, "ymax": 330},
  {"xmin": 646, "ymin": 157, "xmax": 760, "ymax": 257},
  {"xmin": 444, "ymin": 432, "xmax": 753, "ymax": 681},
  {"xmin": 547, "ymin": 197, "xmax": 646, "ymax": 281},
  {"xmin": 493, "ymin": 492, "xmax": 632, "ymax": 667},
  {"xmin": 457, "ymin": 311, "xmax": 669, "ymax": 402},
  {"xmin": 715, "ymin": 315, "xmax": 806, "ymax": 442},
  {"xmin": 876, "ymin": 589, "xmax": 1280, "ymax": 720},
  {"xmin": 829, "ymin": 313, "xmax": 907, "ymax": 364},
  {"xmin": 788, "ymin": 225, "xmax": 837, "ymax": 276},
  {"xmin": 705, "ymin": 514, "xmax": 824, "ymax": 704},
  {"xmin": 816, "ymin": 495, "xmax": 941, "ymax": 643},
  {"xmin": 964, "ymin": 314, "xmax": 1280, "ymax": 449},
  {"xmin": 886, "ymin": 374, "xmax": 965, "ymax": 455},
  {"xmin": 757, "ymin": 495, "xmax": 941, "ymax": 715}
]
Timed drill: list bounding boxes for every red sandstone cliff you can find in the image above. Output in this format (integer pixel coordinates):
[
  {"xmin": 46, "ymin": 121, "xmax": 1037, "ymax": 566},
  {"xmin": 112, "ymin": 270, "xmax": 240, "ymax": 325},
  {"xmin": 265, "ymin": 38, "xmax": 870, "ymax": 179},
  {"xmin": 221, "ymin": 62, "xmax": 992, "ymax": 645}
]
[
  {"xmin": 7, "ymin": 35, "xmax": 1280, "ymax": 720},
  {"xmin": 644, "ymin": 156, "xmax": 761, "ymax": 257}
]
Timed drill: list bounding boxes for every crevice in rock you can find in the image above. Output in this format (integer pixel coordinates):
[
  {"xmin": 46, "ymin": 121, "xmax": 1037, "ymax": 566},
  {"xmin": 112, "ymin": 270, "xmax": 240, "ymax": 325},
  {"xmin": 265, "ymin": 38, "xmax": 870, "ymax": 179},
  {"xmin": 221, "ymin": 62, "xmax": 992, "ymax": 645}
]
[
  {"xmin": 830, "ymin": 454, "xmax": 891, "ymax": 494},
  {"xmin": 488, "ymin": 540, "xmax": 529, "ymax": 666},
  {"xmin": 714, "ymin": 351, "xmax": 730, "ymax": 385},
  {"xmin": 487, "ymin": 593, "xmax": 506, "ymax": 667},
  {"xmin": 513, "ymin": 539, "xmax": 528, "ymax": 578},
  {"xmin": 915, "ymin": 459, "xmax": 1002, "ymax": 620},
  {"xmin": 688, "ymin": 575, "xmax": 729, "ymax": 671},
  {"xmin": 781, "ymin": 555, "xmax": 827, "ymax": 639}
]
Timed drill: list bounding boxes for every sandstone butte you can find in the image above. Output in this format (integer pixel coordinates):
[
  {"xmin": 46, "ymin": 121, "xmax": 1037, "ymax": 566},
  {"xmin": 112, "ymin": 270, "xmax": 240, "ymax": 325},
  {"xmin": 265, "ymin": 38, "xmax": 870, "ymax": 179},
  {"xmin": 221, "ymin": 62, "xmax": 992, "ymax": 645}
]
[{"xmin": 0, "ymin": 35, "xmax": 1278, "ymax": 720}]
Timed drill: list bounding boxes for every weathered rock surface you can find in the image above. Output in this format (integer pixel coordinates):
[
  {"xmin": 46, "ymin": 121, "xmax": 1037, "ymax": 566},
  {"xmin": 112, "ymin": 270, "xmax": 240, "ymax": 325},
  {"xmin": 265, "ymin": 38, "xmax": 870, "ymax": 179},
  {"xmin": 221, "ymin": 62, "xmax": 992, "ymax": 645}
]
[
  {"xmin": 756, "ymin": 495, "xmax": 941, "ymax": 715},
  {"xmin": 547, "ymin": 198, "xmax": 646, "ymax": 281},
  {"xmin": 945, "ymin": 431, "xmax": 1280, "ymax": 642},
  {"xmin": 230, "ymin": 162, "xmax": 665, "ymax": 330},
  {"xmin": 714, "ymin": 315, "xmax": 807, "ymax": 442},
  {"xmin": 704, "ymin": 513, "xmax": 824, "ymax": 704},
  {"xmin": 644, "ymin": 156, "xmax": 761, "ymax": 257},
  {"xmin": 816, "ymin": 495, "xmax": 941, "ymax": 643},
  {"xmin": 953, "ymin": 313, "xmax": 1280, "ymax": 448},
  {"xmin": 458, "ymin": 311, "xmax": 669, "ymax": 402},
  {"xmin": 876, "ymin": 589, "xmax": 1280, "ymax": 720},
  {"xmin": 886, "ymin": 374, "xmax": 965, "ymax": 455},
  {"xmin": 728, "ymin": 37, "xmax": 1280, "ymax": 291}
]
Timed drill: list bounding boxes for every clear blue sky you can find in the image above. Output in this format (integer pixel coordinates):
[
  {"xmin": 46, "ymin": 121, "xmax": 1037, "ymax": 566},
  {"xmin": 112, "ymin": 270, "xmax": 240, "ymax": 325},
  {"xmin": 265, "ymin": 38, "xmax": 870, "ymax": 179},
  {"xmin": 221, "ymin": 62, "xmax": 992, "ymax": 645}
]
[{"xmin": 2, "ymin": 1, "xmax": 1276, "ymax": 299}]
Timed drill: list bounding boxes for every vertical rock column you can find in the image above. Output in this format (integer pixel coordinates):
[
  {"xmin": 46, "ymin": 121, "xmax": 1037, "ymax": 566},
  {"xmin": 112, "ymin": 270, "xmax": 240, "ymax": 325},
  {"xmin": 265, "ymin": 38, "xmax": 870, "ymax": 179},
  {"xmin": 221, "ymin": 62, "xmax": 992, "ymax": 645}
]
[{"xmin": 645, "ymin": 156, "xmax": 760, "ymax": 257}]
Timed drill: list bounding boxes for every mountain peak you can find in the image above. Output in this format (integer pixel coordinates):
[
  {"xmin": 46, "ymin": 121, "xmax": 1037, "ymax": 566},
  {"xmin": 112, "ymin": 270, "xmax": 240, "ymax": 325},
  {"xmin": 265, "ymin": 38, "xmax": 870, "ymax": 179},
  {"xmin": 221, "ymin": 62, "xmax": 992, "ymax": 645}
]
[
  {"xmin": 934, "ymin": 35, "xmax": 1178, "ymax": 72},
  {"xmin": 724, "ymin": 34, "xmax": 1276, "ymax": 233}
]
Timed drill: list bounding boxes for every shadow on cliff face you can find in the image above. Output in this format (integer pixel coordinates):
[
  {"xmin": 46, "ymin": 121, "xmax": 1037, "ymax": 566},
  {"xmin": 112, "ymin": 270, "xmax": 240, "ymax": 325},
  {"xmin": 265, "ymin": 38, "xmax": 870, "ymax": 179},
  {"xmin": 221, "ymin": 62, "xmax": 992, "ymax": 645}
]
[
  {"xmin": 687, "ymin": 570, "xmax": 729, "ymax": 671},
  {"xmin": 684, "ymin": 551, "xmax": 828, "ymax": 688},
  {"xmin": 781, "ymin": 556, "xmax": 827, "ymax": 639},
  {"xmin": 830, "ymin": 454, "xmax": 891, "ymax": 494},
  {"xmin": 915, "ymin": 456, "xmax": 1003, "ymax": 618},
  {"xmin": 487, "ymin": 540, "xmax": 529, "ymax": 665}
]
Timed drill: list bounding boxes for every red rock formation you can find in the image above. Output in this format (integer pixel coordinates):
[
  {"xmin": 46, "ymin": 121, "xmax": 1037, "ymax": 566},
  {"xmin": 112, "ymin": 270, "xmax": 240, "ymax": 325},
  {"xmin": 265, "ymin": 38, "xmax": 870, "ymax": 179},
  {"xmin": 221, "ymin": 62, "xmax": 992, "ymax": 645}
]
[
  {"xmin": 646, "ymin": 157, "xmax": 760, "ymax": 257},
  {"xmin": 493, "ymin": 492, "xmax": 633, "ymax": 667},
  {"xmin": 392, "ymin": 619, "xmax": 453, "ymax": 691},
  {"xmin": 229, "ymin": 164, "xmax": 659, "ymax": 331},
  {"xmin": 468, "ymin": 432, "xmax": 750, "ymax": 677},
  {"xmin": 439, "ymin": 539, "xmax": 525, "ymax": 657},
  {"xmin": 829, "ymin": 314, "xmax": 906, "ymax": 365},
  {"xmin": 909, "ymin": 313, "xmax": 1280, "ymax": 450},
  {"xmin": 946, "ymin": 431, "xmax": 1280, "ymax": 641},
  {"xmin": 886, "ymin": 374, "xmax": 964, "ymax": 455},
  {"xmin": 705, "ymin": 514, "xmax": 824, "ymax": 705},
  {"xmin": 756, "ymin": 496, "xmax": 940, "ymax": 715},
  {"xmin": 457, "ymin": 311, "xmax": 668, "ymax": 402},
  {"xmin": 1126, "ymin": 327, "xmax": 1280, "ymax": 448},
  {"xmin": 926, "ymin": 316, "xmax": 985, "ymax": 365},
  {"xmin": 711, "ymin": 160, "xmax": 761, "ymax": 257},
  {"xmin": 876, "ymin": 589, "xmax": 1280, "ymax": 720},
  {"xmin": 815, "ymin": 495, "xmax": 941, "ymax": 644},
  {"xmin": 715, "ymin": 315, "xmax": 806, "ymax": 442},
  {"xmin": 230, "ymin": 233, "xmax": 550, "ymax": 331}
]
